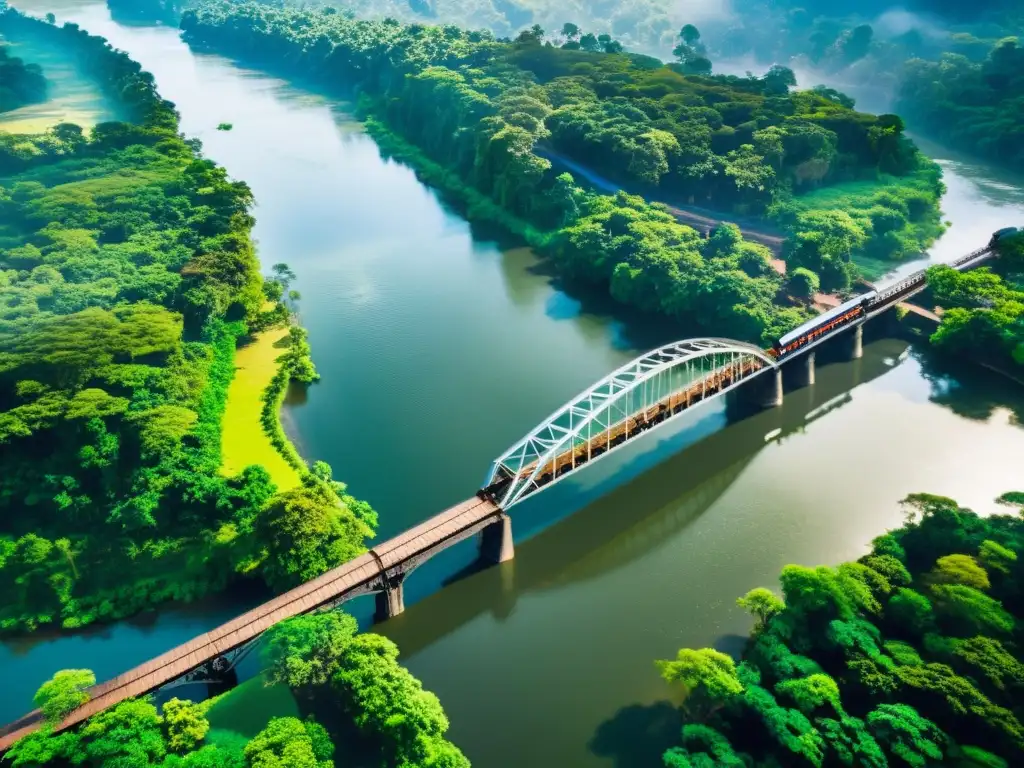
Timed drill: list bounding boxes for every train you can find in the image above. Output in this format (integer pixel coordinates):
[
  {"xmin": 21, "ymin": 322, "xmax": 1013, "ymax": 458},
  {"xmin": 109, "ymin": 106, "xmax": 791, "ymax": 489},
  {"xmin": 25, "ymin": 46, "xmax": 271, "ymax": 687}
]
[
  {"xmin": 771, "ymin": 292, "xmax": 877, "ymax": 359},
  {"xmin": 771, "ymin": 226, "xmax": 1019, "ymax": 359}
]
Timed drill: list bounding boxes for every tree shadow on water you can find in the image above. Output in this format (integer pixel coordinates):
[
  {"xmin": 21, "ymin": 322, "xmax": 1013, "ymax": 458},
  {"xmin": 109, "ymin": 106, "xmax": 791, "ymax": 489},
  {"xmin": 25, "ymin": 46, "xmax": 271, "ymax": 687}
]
[
  {"xmin": 589, "ymin": 701, "xmax": 682, "ymax": 768},
  {"xmin": 713, "ymin": 633, "xmax": 750, "ymax": 659},
  {"xmin": 917, "ymin": 350, "xmax": 1024, "ymax": 425}
]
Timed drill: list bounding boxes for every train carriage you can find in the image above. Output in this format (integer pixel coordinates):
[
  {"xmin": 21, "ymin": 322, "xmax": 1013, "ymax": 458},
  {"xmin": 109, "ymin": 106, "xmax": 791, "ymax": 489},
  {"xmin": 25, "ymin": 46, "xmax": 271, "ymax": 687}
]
[{"xmin": 772, "ymin": 292, "xmax": 877, "ymax": 358}]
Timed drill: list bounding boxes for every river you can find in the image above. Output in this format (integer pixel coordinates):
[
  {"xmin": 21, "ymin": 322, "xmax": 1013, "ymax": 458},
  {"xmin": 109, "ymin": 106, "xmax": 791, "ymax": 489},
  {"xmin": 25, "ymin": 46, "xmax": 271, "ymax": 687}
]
[{"xmin": 3, "ymin": 4, "xmax": 1024, "ymax": 765}]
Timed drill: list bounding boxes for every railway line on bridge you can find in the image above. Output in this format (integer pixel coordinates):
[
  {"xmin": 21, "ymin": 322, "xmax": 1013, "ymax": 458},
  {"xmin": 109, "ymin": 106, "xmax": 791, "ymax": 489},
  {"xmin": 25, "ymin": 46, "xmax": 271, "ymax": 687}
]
[{"xmin": 0, "ymin": 236, "xmax": 1007, "ymax": 752}]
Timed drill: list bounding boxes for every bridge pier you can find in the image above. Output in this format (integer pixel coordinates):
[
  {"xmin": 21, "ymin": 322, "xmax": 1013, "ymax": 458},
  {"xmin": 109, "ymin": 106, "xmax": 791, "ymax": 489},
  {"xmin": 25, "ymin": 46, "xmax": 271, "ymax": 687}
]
[
  {"xmin": 788, "ymin": 351, "xmax": 815, "ymax": 388},
  {"xmin": 764, "ymin": 367, "xmax": 783, "ymax": 408},
  {"xmin": 479, "ymin": 514, "xmax": 514, "ymax": 565},
  {"xmin": 850, "ymin": 324, "xmax": 863, "ymax": 360},
  {"xmin": 374, "ymin": 578, "xmax": 405, "ymax": 621}
]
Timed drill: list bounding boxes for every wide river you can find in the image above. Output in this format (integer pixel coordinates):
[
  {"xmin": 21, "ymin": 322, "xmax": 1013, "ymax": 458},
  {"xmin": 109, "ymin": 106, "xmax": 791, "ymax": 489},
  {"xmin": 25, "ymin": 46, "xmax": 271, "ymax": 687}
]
[{"xmin": 3, "ymin": 4, "xmax": 1024, "ymax": 765}]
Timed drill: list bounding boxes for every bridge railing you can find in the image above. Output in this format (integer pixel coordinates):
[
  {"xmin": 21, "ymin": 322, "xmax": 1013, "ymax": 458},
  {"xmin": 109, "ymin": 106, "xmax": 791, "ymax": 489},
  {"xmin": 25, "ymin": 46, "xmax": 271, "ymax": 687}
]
[{"xmin": 870, "ymin": 246, "xmax": 994, "ymax": 308}]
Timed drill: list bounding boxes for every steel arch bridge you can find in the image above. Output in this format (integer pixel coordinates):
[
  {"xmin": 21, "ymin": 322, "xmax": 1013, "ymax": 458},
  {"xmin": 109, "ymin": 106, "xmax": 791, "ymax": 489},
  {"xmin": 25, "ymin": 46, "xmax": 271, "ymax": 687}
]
[{"xmin": 483, "ymin": 338, "xmax": 779, "ymax": 508}]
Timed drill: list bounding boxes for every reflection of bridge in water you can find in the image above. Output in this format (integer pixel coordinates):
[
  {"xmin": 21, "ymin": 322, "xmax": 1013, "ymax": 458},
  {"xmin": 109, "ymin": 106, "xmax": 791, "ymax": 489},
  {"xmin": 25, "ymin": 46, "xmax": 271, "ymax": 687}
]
[{"xmin": 0, "ymin": 236, "xmax": 994, "ymax": 750}]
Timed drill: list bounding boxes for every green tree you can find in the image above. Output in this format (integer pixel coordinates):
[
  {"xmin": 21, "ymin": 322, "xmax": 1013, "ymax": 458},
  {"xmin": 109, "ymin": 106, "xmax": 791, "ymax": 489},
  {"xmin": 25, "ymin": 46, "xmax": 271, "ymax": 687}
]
[
  {"xmin": 76, "ymin": 698, "xmax": 167, "ymax": 766},
  {"xmin": 887, "ymin": 588, "xmax": 937, "ymax": 637},
  {"xmin": 930, "ymin": 554, "xmax": 990, "ymax": 590},
  {"xmin": 866, "ymin": 703, "xmax": 945, "ymax": 767},
  {"xmin": 951, "ymin": 636, "xmax": 1024, "ymax": 694},
  {"xmin": 775, "ymin": 673, "xmax": 843, "ymax": 716},
  {"xmin": 332, "ymin": 633, "xmax": 470, "ymax": 767},
  {"xmin": 662, "ymin": 724, "xmax": 745, "ymax": 767},
  {"xmin": 242, "ymin": 717, "xmax": 332, "ymax": 768},
  {"xmin": 978, "ymin": 540, "xmax": 1016, "ymax": 576},
  {"xmin": 262, "ymin": 612, "xmax": 358, "ymax": 690},
  {"xmin": 736, "ymin": 587, "xmax": 785, "ymax": 631},
  {"xmin": 162, "ymin": 698, "xmax": 210, "ymax": 754},
  {"xmin": 931, "ymin": 584, "xmax": 1014, "ymax": 636},
  {"xmin": 656, "ymin": 648, "xmax": 742, "ymax": 720},
  {"xmin": 34, "ymin": 669, "xmax": 95, "ymax": 724},
  {"xmin": 786, "ymin": 267, "xmax": 820, "ymax": 300},
  {"xmin": 253, "ymin": 482, "xmax": 372, "ymax": 591}
]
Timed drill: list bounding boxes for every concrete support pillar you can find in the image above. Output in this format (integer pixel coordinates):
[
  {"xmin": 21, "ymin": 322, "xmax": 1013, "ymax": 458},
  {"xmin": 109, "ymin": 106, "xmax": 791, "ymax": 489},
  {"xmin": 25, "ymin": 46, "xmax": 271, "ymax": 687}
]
[
  {"xmin": 479, "ymin": 514, "xmax": 514, "ymax": 565},
  {"xmin": 805, "ymin": 351, "xmax": 816, "ymax": 386},
  {"xmin": 374, "ymin": 579, "xmax": 405, "ymax": 621},
  {"xmin": 850, "ymin": 324, "xmax": 863, "ymax": 360},
  {"xmin": 765, "ymin": 367, "xmax": 783, "ymax": 408}
]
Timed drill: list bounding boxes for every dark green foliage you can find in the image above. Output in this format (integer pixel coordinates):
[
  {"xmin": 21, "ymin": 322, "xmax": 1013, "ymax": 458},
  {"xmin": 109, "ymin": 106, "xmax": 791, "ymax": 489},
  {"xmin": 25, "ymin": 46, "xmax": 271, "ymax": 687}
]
[
  {"xmin": 256, "ymin": 613, "xmax": 469, "ymax": 766},
  {"xmin": 887, "ymin": 588, "xmax": 935, "ymax": 637},
  {"xmin": 866, "ymin": 703, "xmax": 946, "ymax": 766},
  {"xmin": 657, "ymin": 492, "xmax": 1024, "ymax": 765},
  {"xmin": 261, "ymin": 610, "xmax": 359, "ymax": 689},
  {"xmin": 0, "ymin": 44, "xmax": 47, "ymax": 113},
  {"xmin": 332, "ymin": 633, "xmax": 471, "ymax": 767},
  {"xmin": 662, "ymin": 724, "xmax": 744, "ymax": 767},
  {"xmin": 253, "ymin": 475, "xmax": 374, "ymax": 591},
  {"xmin": 927, "ymin": 264, "xmax": 1024, "ymax": 372}
]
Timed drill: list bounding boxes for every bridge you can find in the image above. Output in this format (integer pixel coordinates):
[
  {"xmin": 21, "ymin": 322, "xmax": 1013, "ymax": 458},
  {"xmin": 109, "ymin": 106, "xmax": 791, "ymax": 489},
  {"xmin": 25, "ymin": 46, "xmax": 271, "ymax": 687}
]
[{"xmin": 0, "ymin": 242, "xmax": 998, "ymax": 751}]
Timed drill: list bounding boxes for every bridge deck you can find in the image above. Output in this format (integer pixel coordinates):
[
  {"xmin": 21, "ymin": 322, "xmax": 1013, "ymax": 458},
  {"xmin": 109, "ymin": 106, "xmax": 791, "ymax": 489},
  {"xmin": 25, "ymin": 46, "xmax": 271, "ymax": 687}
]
[{"xmin": 0, "ymin": 496, "xmax": 500, "ymax": 751}]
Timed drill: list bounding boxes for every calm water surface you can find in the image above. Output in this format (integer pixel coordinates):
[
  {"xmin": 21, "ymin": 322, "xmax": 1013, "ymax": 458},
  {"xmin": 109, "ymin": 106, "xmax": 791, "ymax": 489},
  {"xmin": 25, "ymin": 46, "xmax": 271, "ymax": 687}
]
[{"xmin": 3, "ymin": 5, "xmax": 1024, "ymax": 765}]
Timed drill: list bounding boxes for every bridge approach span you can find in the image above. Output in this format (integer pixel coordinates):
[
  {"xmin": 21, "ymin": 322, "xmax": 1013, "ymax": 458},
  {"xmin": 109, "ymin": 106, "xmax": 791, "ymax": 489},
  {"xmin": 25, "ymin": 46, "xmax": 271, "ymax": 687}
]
[{"xmin": 0, "ymin": 496, "xmax": 503, "ymax": 751}]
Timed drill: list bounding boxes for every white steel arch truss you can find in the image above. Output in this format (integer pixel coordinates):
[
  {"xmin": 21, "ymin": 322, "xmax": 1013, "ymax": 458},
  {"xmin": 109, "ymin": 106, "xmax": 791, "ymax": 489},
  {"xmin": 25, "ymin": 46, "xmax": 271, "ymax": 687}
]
[{"xmin": 484, "ymin": 338, "xmax": 778, "ymax": 508}]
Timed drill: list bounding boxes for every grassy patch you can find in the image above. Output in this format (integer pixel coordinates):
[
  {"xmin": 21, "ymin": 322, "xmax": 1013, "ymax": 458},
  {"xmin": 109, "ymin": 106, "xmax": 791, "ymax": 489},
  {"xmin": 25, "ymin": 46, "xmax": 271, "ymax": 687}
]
[
  {"xmin": 221, "ymin": 325, "xmax": 302, "ymax": 491},
  {"xmin": 204, "ymin": 678, "xmax": 300, "ymax": 741}
]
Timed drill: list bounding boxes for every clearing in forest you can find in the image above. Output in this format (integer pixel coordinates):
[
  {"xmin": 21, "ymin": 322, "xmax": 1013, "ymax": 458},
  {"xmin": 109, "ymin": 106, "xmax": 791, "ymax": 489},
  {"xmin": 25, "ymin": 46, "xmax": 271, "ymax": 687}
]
[{"xmin": 221, "ymin": 327, "xmax": 302, "ymax": 491}]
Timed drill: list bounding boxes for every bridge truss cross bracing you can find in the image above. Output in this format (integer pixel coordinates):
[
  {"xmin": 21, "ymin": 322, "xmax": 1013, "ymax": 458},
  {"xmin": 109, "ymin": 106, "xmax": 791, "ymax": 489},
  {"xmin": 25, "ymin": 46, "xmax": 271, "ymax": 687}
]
[{"xmin": 484, "ymin": 338, "xmax": 778, "ymax": 508}]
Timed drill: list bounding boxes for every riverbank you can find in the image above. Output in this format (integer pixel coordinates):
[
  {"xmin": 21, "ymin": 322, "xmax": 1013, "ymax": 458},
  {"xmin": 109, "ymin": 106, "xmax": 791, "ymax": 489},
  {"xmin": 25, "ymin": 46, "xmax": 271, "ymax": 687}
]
[
  {"xmin": 221, "ymin": 324, "xmax": 303, "ymax": 491},
  {"xmin": 364, "ymin": 115, "xmax": 550, "ymax": 248}
]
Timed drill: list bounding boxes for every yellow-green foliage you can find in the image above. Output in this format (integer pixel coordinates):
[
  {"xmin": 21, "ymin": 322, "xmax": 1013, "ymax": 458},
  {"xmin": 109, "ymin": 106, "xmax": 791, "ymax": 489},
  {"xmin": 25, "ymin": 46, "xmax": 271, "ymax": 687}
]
[{"xmin": 220, "ymin": 326, "xmax": 301, "ymax": 491}]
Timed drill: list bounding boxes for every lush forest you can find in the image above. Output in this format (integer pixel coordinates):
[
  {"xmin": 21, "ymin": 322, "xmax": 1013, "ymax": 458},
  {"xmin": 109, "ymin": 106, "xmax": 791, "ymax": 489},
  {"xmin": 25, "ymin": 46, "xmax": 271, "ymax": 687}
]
[
  {"xmin": 926, "ymin": 232, "xmax": 1024, "ymax": 375},
  {"xmin": 7, "ymin": 613, "xmax": 467, "ymax": 767},
  {"xmin": 691, "ymin": 1, "xmax": 1024, "ymax": 172},
  {"xmin": 0, "ymin": 9, "xmax": 376, "ymax": 633},
  {"xmin": 896, "ymin": 37, "xmax": 1024, "ymax": 173},
  {"xmin": 180, "ymin": 3, "xmax": 944, "ymax": 344},
  {"xmin": 0, "ymin": 43, "xmax": 47, "ymax": 114},
  {"xmin": 657, "ymin": 489, "xmax": 1024, "ymax": 766}
]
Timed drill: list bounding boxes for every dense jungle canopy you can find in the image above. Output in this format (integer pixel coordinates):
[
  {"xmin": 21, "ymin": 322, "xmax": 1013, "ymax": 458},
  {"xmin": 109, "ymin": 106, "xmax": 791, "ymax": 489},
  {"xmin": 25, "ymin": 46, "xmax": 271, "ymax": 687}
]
[{"xmin": 0, "ymin": 8, "xmax": 376, "ymax": 634}]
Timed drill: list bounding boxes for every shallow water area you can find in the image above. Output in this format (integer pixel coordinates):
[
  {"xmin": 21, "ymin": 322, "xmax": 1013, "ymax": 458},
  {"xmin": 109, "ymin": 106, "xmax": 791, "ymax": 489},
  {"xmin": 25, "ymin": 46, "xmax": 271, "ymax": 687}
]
[{"xmin": 0, "ymin": 28, "xmax": 117, "ymax": 132}]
